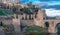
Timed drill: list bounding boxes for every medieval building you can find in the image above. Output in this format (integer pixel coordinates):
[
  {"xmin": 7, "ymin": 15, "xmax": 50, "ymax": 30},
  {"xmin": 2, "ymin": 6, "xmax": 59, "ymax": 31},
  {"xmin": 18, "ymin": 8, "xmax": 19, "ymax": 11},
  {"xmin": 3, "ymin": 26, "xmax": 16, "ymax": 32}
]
[{"xmin": 0, "ymin": 0, "xmax": 60, "ymax": 34}]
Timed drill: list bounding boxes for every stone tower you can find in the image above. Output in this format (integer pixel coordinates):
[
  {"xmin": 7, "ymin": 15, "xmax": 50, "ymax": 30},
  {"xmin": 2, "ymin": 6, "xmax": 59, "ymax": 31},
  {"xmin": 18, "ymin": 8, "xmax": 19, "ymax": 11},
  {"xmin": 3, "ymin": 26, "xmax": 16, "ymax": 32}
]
[
  {"xmin": 12, "ymin": 14, "xmax": 21, "ymax": 33},
  {"xmin": 34, "ymin": 10, "xmax": 46, "ymax": 27}
]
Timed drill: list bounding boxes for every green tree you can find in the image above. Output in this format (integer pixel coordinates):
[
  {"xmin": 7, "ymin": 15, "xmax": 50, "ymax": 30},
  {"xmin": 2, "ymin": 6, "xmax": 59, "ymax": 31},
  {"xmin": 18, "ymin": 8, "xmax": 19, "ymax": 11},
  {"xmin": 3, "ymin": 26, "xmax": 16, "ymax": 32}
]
[{"xmin": 26, "ymin": 26, "xmax": 47, "ymax": 35}]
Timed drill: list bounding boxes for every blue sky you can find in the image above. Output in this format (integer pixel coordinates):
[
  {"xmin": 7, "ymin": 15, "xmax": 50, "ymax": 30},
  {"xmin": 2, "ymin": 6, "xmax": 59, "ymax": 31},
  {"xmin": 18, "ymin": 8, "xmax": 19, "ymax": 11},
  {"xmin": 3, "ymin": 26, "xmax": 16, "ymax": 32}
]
[{"xmin": 19, "ymin": 0, "xmax": 60, "ymax": 17}]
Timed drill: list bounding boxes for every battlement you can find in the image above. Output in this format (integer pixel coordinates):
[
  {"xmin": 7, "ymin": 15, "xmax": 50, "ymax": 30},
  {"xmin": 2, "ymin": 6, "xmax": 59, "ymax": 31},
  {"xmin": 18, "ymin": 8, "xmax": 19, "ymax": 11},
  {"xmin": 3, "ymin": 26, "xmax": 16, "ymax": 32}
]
[{"xmin": 13, "ymin": 14, "xmax": 37, "ymax": 20}]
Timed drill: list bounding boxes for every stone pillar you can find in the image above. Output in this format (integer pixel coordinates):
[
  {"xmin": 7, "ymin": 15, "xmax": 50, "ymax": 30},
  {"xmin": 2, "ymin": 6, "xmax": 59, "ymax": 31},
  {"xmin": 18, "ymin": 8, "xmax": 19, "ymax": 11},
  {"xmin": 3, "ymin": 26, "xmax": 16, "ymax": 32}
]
[
  {"xmin": 33, "ymin": 14, "xmax": 35, "ymax": 19},
  {"xmin": 31, "ymin": 14, "xmax": 32, "ymax": 20},
  {"xmin": 14, "ymin": 14, "xmax": 16, "ymax": 19},
  {"xmin": 48, "ymin": 22, "xmax": 56, "ymax": 33},
  {"xmin": 48, "ymin": 26, "xmax": 55, "ymax": 33},
  {"xmin": 27, "ymin": 15, "xmax": 29, "ymax": 20},
  {"xmin": 12, "ymin": 18, "xmax": 20, "ymax": 34},
  {"xmin": 23, "ymin": 14, "xmax": 25, "ymax": 20},
  {"xmin": 18, "ymin": 15, "xmax": 21, "ymax": 19}
]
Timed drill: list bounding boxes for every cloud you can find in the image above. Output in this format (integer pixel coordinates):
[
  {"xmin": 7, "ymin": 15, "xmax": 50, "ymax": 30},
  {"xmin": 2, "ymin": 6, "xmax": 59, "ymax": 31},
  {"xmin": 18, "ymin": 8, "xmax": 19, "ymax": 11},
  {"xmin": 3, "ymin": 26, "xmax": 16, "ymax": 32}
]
[
  {"xmin": 45, "ymin": 9, "xmax": 60, "ymax": 17},
  {"xmin": 19, "ymin": 0, "xmax": 60, "ymax": 5},
  {"xmin": 47, "ymin": 1, "xmax": 60, "ymax": 6}
]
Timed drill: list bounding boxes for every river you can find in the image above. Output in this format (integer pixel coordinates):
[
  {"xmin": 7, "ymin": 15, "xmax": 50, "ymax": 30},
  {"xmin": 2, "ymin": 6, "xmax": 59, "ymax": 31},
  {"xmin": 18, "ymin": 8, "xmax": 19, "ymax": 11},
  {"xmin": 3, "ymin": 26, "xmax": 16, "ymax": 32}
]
[{"xmin": 46, "ymin": 33, "xmax": 60, "ymax": 35}]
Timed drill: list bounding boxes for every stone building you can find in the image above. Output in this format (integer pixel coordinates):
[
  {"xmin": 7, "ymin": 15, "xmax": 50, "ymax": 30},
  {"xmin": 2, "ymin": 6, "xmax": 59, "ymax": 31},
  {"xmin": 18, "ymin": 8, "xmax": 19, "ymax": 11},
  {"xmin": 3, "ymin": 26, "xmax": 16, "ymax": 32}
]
[
  {"xmin": 1, "ymin": 0, "xmax": 60, "ymax": 34},
  {"xmin": 0, "ymin": 9, "xmax": 60, "ymax": 33}
]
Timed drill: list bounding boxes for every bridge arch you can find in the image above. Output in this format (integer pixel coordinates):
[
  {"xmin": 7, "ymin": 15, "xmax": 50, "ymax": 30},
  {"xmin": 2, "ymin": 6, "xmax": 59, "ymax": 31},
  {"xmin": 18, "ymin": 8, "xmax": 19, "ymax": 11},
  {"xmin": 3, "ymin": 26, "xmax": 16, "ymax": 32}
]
[
  {"xmin": 45, "ymin": 22, "xmax": 49, "ymax": 29},
  {"xmin": 55, "ymin": 22, "xmax": 60, "ymax": 34}
]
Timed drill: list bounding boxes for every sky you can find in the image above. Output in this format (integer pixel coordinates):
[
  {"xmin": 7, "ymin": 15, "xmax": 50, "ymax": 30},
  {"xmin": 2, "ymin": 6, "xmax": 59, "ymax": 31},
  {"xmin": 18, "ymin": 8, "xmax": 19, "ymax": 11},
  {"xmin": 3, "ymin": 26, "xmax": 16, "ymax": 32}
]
[{"xmin": 19, "ymin": 0, "xmax": 60, "ymax": 17}]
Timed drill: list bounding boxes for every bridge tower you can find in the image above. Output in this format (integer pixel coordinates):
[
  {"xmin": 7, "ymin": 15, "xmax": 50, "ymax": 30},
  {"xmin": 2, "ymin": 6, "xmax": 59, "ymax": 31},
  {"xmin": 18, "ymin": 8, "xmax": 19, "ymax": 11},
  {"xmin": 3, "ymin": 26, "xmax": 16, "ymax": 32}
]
[{"xmin": 34, "ymin": 9, "xmax": 46, "ymax": 27}]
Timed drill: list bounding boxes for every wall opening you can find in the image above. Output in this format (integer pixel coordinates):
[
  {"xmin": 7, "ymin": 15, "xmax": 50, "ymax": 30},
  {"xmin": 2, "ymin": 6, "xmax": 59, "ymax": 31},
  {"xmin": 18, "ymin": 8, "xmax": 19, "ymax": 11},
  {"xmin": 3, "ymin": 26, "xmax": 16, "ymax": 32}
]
[
  {"xmin": 45, "ymin": 22, "xmax": 49, "ymax": 29},
  {"xmin": 20, "ymin": 22, "xmax": 26, "ymax": 31},
  {"xmin": 0, "ymin": 21, "xmax": 3, "ymax": 26}
]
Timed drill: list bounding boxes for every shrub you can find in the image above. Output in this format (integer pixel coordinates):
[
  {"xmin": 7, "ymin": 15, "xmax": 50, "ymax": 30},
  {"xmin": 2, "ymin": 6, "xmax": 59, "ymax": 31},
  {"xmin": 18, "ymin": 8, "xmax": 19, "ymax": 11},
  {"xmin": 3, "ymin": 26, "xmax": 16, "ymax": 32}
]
[
  {"xmin": 3, "ymin": 24, "xmax": 15, "ymax": 33},
  {"xmin": 26, "ymin": 26, "xmax": 47, "ymax": 35}
]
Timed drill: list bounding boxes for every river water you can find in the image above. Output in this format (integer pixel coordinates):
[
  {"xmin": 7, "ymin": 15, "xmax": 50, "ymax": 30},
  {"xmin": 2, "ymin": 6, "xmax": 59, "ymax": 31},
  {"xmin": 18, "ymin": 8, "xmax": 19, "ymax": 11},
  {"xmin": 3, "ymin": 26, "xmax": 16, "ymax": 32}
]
[
  {"xmin": 46, "ymin": 33, "xmax": 60, "ymax": 35},
  {"xmin": 5, "ymin": 33, "xmax": 60, "ymax": 35},
  {"xmin": 4, "ymin": 32, "xmax": 60, "ymax": 35}
]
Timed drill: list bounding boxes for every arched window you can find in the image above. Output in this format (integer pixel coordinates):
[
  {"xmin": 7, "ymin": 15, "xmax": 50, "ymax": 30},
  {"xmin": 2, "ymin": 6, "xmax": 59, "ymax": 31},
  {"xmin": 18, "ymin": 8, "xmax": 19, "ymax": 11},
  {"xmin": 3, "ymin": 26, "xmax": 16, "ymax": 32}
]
[{"xmin": 45, "ymin": 22, "xmax": 49, "ymax": 28}]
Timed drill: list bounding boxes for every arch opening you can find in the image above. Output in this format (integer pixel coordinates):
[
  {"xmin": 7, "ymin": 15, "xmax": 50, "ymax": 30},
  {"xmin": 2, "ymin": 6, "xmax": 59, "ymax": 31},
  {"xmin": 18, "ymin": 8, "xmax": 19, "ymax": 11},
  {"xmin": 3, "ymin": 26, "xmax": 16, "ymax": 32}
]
[
  {"xmin": 56, "ymin": 23, "xmax": 60, "ymax": 34},
  {"xmin": 45, "ymin": 22, "xmax": 49, "ymax": 29}
]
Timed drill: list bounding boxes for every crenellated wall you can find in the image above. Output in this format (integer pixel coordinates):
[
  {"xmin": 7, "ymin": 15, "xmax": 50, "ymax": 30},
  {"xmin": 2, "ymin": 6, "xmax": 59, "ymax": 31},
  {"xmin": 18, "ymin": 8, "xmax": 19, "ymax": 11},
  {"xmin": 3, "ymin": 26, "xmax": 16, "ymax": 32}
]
[
  {"xmin": 12, "ymin": 14, "xmax": 36, "ymax": 33},
  {"xmin": 1, "ymin": 9, "xmax": 60, "ymax": 34}
]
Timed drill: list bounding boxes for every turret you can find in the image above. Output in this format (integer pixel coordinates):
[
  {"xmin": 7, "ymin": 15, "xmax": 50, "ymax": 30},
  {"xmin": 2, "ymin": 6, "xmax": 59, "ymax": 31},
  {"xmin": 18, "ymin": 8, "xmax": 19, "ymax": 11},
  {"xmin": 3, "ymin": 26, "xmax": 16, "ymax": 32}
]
[
  {"xmin": 34, "ymin": 9, "xmax": 46, "ymax": 27},
  {"xmin": 36, "ymin": 10, "xmax": 46, "ymax": 20}
]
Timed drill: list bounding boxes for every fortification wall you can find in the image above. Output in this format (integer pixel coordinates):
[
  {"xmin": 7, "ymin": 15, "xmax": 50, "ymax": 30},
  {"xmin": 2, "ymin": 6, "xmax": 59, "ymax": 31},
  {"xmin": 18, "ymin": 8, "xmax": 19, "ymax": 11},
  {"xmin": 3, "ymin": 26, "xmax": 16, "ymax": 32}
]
[
  {"xmin": 20, "ymin": 20, "xmax": 34, "ymax": 26},
  {"xmin": 3, "ymin": 19, "xmax": 12, "ymax": 25}
]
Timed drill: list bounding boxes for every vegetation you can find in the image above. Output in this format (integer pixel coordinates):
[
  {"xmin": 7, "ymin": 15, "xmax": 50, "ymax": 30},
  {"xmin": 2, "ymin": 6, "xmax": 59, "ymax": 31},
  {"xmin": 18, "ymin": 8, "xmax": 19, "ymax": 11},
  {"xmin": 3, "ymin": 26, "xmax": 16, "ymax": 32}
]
[
  {"xmin": 0, "ymin": 22, "xmax": 4, "ymax": 30},
  {"xmin": 11, "ymin": 2, "xmax": 39, "ymax": 14},
  {"xmin": 0, "ymin": 26, "xmax": 4, "ymax": 30},
  {"xmin": 26, "ymin": 26, "xmax": 47, "ymax": 35},
  {"xmin": 0, "ymin": 8, "xmax": 7, "ymax": 16},
  {"xmin": 0, "ymin": 8, "xmax": 14, "ymax": 16},
  {"xmin": 3, "ymin": 24, "xmax": 15, "ymax": 33},
  {"xmin": 19, "ymin": 2, "xmax": 39, "ymax": 14},
  {"xmin": 20, "ymin": 7, "xmax": 39, "ymax": 14}
]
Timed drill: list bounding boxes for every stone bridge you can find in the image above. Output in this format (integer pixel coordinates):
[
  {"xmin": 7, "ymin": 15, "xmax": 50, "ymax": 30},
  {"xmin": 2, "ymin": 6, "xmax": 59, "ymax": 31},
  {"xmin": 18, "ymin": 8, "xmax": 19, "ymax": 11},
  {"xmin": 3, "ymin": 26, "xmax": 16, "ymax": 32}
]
[
  {"xmin": 34, "ymin": 19, "xmax": 60, "ymax": 33},
  {"xmin": 44, "ymin": 19, "xmax": 60, "ymax": 33},
  {"xmin": 0, "ymin": 10, "xmax": 60, "ymax": 34}
]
